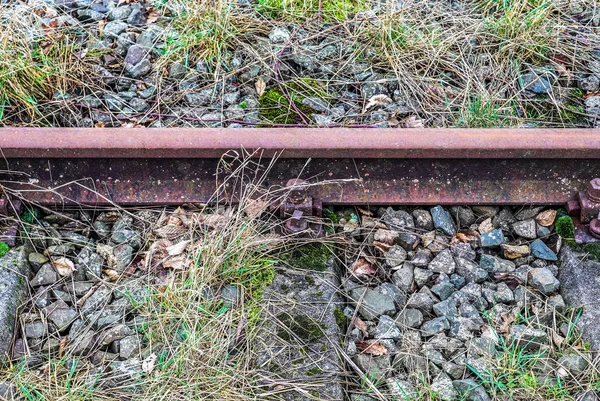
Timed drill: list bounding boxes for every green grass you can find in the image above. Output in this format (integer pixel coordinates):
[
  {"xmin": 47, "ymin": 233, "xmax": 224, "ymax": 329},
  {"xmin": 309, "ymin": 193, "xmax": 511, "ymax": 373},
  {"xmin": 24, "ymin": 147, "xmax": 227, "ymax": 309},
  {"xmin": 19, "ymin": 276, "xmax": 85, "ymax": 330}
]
[{"xmin": 255, "ymin": 0, "xmax": 369, "ymax": 22}]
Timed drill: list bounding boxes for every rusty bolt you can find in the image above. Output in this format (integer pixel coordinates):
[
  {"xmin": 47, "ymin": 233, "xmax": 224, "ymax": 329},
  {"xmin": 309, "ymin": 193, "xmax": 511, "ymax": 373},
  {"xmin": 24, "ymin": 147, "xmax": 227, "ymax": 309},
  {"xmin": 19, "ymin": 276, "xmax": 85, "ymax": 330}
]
[
  {"xmin": 587, "ymin": 178, "xmax": 600, "ymax": 202},
  {"xmin": 590, "ymin": 219, "xmax": 600, "ymax": 240},
  {"xmin": 286, "ymin": 179, "xmax": 309, "ymax": 204},
  {"xmin": 285, "ymin": 209, "xmax": 308, "ymax": 233}
]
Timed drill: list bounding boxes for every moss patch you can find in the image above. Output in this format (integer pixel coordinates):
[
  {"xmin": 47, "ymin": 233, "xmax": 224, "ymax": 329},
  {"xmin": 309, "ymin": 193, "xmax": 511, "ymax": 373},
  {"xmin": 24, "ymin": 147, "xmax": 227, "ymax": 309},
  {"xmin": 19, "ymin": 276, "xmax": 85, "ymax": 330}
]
[
  {"xmin": 276, "ymin": 313, "xmax": 325, "ymax": 342},
  {"xmin": 259, "ymin": 78, "xmax": 329, "ymax": 124},
  {"xmin": 255, "ymin": 0, "xmax": 368, "ymax": 22},
  {"xmin": 333, "ymin": 307, "xmax": 347, "ymax": 328},
  {"xmin": 0, "ymin": 242, "xmax": 9, "ymax": 257},
  {"xmin": 556, "ymin": 215, "xmax": 575, "ymax": 239},
  {"xmin": 281, "ymin": 244, "xmax": 331, "ymax": 271}
]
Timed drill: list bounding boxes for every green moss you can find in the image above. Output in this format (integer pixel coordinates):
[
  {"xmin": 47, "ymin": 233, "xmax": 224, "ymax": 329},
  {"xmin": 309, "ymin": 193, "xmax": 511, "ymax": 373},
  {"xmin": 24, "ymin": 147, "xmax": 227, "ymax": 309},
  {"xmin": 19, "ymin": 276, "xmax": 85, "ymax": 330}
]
[
  {"xmin": 259, "ymin": 78, "xmax": 329, "ymax": 124},
  {"xmin": 276, "ymin": 313, "xmax": 325, "ymax": 342},
  {"xmin": 556, "ymin": 215, "xmax": 575, "ymax": 239},
  {"xmin": 0, "ymin": 242, "xmax": 10, "ymax": 257},
  {"xmin": 305, "ymin": 275, "xmax": 316, "ymax": 286},
  {"xmin": 21, "ymin": 207, "xmax": 39, "ymax": 225},
  {"xmin": 305, "ymin": 367, "xmax": 323, "ymax": 376},
  {"xmin": 333, "ymin": 308, "xmax": 347, "ymax": 328},
  {"xmin": 581, "ymin": 243, "xmax": 600, "ymax": 261},
  {"xmin": 281, "ymin": 244, "xmax": 331, "ymax": 272}
]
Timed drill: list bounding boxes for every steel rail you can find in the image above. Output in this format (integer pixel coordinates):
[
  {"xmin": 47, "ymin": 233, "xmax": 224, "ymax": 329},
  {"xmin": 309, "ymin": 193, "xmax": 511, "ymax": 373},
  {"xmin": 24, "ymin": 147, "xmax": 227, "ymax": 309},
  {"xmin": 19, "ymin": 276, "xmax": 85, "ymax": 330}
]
[{"xmin": 0, "ymin": 128, "xmax": 598, "ymax": 206}]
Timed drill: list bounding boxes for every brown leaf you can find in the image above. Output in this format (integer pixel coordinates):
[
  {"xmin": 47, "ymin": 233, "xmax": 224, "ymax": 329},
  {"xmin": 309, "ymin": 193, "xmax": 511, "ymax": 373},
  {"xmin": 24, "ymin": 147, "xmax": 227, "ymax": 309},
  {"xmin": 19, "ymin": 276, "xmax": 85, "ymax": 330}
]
[
  {"xmin": 478, "ymin": 218, "xmax": 494, "ymax": 233},
  {"xmin": 356, "ymin": 340, "xmax": 388, "ymax": 356},
  {"xmin": 52, "ymin": 257, "xmax": 75, "ymax": 277},
  {"xmin": 58, "ymin": 337, "xmax": 68, "ymax": 358},
  {"xmin": 373, "ymin": 241, "xmax": 392, "ymax": 254},
  {"xmin": 552, "ymin": 330, "xmax": 565, "ymax": 348},
  {"xmin": 351, "ymin": 257, "xmax": 377, "ymax": 277},
  {"xmin": 455, "ymin": 232, "xmax": 478, "ymax": 243},
  {"xmin": 353, "ymin": 317, "xmax": 369, "ymax": 338},
  {"xmin": 95, "ymin": 121, "xmax": 106, "ymax": 128},
  {"xmin": 103, "ymin": 269, "xmax": 120, "ymax": 281},
  {"xmin": 163, "ymin": 255, "xmax": 187, "ymax": 270},
  {"xmin": 498, "ymin": 311, "xmax": 516, "ymax": 334},
  {"xmin": 97, "ymin": 19, "xmax": 106, "ymax": 35},
  {"xmin": 142, "ymin": 352, "xmax": 158, "ymax": 374},
  {"xmin": 535, "ymin": 209, "xmax": 556, "ymax": 227},
  {"xmin": 357, "ymin": 207, "xmax": 373, "ymax": 216},
  {"xmin": 493, "ymin": 273, "xmax": 522, "ymax": 290},
  {"xmin": 255, "ymin": 77, "xmax": 266, "ymax": 97},
  {"xmin": 399, "ymin": 115, "xmax": 424, "ymax": 128},
  {"xmin": 146, "ymin": 8, "xmax": 161, "ymax": 24},
  {"xmin": 363, "ymin": 94, "xmax": 392, "ymax": 113},
  {"xmin": 166, "ymin": 240, "xmax": 190, "ymax": 256}
]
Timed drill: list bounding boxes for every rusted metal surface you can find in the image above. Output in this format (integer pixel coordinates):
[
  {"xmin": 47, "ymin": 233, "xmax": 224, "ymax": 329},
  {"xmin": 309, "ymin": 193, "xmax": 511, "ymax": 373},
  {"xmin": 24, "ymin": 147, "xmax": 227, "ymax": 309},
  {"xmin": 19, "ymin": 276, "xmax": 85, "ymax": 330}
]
[
  {"xmin": 0, "ymin": 128, "xmax": 600, "ymax": 159},
  {"xmin": 2, "ymin": 157, "xmax": 600, "ymax": 206}
]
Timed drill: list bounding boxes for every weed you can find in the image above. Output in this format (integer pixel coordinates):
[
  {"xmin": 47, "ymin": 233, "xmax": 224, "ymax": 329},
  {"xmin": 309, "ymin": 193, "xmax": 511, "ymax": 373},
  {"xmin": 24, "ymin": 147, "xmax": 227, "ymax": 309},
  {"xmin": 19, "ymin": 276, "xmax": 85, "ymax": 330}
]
[
  {"xmin": 281, "ymin": 243, "xmax": 332, "ymax": 272},
  {"xmin": 256, "ymin": 0, "xmax": 368, "ymax": 22}
]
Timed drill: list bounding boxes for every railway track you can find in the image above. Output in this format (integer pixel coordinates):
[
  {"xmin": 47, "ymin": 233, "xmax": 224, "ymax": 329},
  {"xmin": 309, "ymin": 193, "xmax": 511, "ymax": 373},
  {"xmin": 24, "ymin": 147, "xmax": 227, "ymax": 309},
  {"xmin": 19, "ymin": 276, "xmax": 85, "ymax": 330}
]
[{"xmin": 1, "ymin": 127, "xmax": 599, "ymax": 243}]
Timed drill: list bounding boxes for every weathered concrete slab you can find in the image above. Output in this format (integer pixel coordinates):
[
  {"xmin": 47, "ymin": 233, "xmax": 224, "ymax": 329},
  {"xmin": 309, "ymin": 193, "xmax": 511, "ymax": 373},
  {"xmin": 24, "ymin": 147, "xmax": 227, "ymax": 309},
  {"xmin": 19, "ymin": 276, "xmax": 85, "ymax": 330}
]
[
  {"xmin": 256, "ymin": 258, "xmax": 344, "ymax": 400},
  {"xmin": 0, "ymin": 247, "xmax": 31, "ymax": 361},
  {"xmin": 559, "ymin": 247, "xmax": 600, "ymax": 351}
]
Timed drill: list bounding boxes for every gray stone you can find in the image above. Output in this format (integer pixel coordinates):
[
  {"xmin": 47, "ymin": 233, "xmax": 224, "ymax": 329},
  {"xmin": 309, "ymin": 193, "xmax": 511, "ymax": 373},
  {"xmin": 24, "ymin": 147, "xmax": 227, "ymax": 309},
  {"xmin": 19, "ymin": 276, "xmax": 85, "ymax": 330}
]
[
  {"xmin": 45, "ymin": 244, "xmax": 75, "ymax": 256},
  {"xmin": 480, "ymin": 229, "xmax": 504, "ymax": 248},
  {"xmin": 521, "ymin": 72, "xmax": 553, "ymax": 94},
  {"xmin": 113, "ymin": 244, "xmax": 134, "ymax": 272},
  {"xmin": 221, "ymin": 285, "xmax": 240, "ymax": 308},
  {"xmin": 493, "ymin": 208, "xmax": 516, "ymax": 230},
  {"xmin": 222, "ymin": 91, "xmax": 240, "ymax": 106},
  {"xmin": 351, "ymin": 287, "xmax": 396, "ymax": 320},
  {"xmin": 385, "ymin": 245, "xmax": 407, "ymax": 267},
  {"xmin": 494, "ymin": 282, "xmax": 514, "ymax": 304},
  {"xmin": 455, "ymin": 257, "xmax": 488, "ymax": 283},
  {"xmin": 28, "ymin": 252, "xmax": 49, "ymax": 272},
  {"xmin": 453, "ymin": 378, "xmax": 491, "ymax": 401},
  {"xmin": 431, "ymin": 206, "xmax": 457, "ymax": 236},
  {"xmin": 394, "ymin": 308, "xmax": 423, "ymax": 329},
  {"xmin": 268, "ymin": 27, "xmax": 291, "ymax": 43},
  {"xmin": 450, "ymin": 206, "xmax": 476, "ymax": 227},
  {"xmin": 136, "ymin": 26, "xmax": 164, "ymax": 49},
  {"xmin": 392, "ymin": 263, "xmax": 413, "ymax": 292},
  {"xmin": 378, "ymin": 283, "xmax": 406, "ymax": 307},
  {"xmin": 530, "ymin": 239, "xmax": 558, "ymax": 261},
  {"xmin": 112, "ymin": 217, "xmax": 142, "ymax": 249},
  {"xmin": 547, "ymin": 294, "xmax": 566, "ymax": 311},
  {"xmin": 99, "ymin": 324, "xmax": 134, "ymax": 347},
  {"xmin": 31, "ymin": 263, "xmax": 57, "ymax": 287},
  {"xmin": 451, "ymin": 243, "xmax": 476, "ymax": 261},
  {"xmin": 375, "ymin": 315, "xmax": 401, "ymax": 340},
  {"xmin": 528, "ymin": 267, "xmax": 559, "ymax": 295},
  {"xmin": 103, "ymin": 20, "xmax": 128, "ymax": 38},
  {"xmin": 480, "ymin": 254, "xmax": 515, "ymax": 273},
  {"xmin": 414, "ymin": 267, "xmax": 434, "ymax": 287},
  {"xmin": 353, "ymin": 353, "xmax": 391, "ymax": 380},
  {"xmin": 71, "ymin": 331, "xmax": 97, "ymax": 355},
  {"xmin": 432, "ymin": 280, "xmax": 455, "ymax": 301},
  {"xmin": 45, "ymin": 300, "xmax": 77, "ymax": 331},
  {"xmin": 411, "ymin": 250, "xmax": 431, "ymax": 267},
  {"xmin": 421, "ymin": 317, "xmax": 450, "ymax": 337},
  {"xmin": 386, "ymin": 378, "xmax": 417, "ymax": 400},
  {"xmin": 576, "ymin": 391, "xmax": 599, "ymax": 401},
  {"xmin": 109, "ymin": 358, "xmax": 143, "ymax": 383},
  {"xmin": 514, "ymin": 206, "xmax": 545, "ymax": 221},
  {"xmin": 558, "ymin": 353, "xmax": 589, "ymax": 373},
  {"xmin": 119, "ymin": 335, "xmax": 141, "ymax": 359},
  {"xmin": 406, "ymin": 292, "xmax": 434, "ymax": 314},
  {"xmin": 501, "ymin": 244, "xmax": 530, "ymax": 259},
  {"xmin": 81, "ymin": 284, "xmax": 113, "ymax": 315},
  {"xmin": 126, "ymin": 58, "xmax": 152, "ymax": 78},
  {"xmin": 412, "ymin": 209, "xmax": 434, "ymax": 230},
  {"xmin": 580, "ymin": 75, "xmax": 600, "ymax": 92},
  {"xmin": 77, "ymin": 247, "xmax": 103, "ymax": 281},
  {"xmin": 108, "ymin": 5, "xmax": 133, "ymax": 20},
  {"xmin": 429, "ymin": 249, "xmax": 456, "ymax": 274},
  {"xmin": 302, "ymin": 97, "xmax": 330, "ymax": 113},
  {"xmin": 24, "ymin": 320, "xmax": 47, "ymax": 338},
  {"xmin": 381, "ymin": 207, "xmax": 414, "ymax": 229},
  {"xmin": 312, "ymin": 114, "xmax": 333, "ymax": 125},
  {"xmin": 509, "ymin": 324, "xmax": 548, "ymax": 350},
  {"xmin": 585, "ymin": 96, "xmax": 600, "ymax": 123},
  {"xmin": 512, "ymin": 219, "xmax": 537, "ymax": 239},
  {"xmin": 431, "ymin": 372, "xmax": 458, "ymax": 400}
]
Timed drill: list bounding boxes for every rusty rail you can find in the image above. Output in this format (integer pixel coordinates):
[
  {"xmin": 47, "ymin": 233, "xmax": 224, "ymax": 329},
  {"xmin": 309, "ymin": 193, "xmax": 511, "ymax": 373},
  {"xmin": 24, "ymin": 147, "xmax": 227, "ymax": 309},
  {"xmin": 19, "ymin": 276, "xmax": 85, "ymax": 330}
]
[{"xmin": 0, "ymin": 128, "xmax": 599, "ymax": 206}]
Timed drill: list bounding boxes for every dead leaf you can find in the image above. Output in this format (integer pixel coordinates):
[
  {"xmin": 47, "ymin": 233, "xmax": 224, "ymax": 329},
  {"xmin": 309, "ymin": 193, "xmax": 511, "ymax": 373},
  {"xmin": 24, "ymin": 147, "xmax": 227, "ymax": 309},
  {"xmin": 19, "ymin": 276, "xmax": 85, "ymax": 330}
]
[
  {"xmin": 103, "ymin": 269, "xmax": 120, "ymax": 281},
  {"xmin": 95, "ymin": 121, "xmax": 106, "ymax": 128},
  {"xmin": 163, "ymin": 255, "xmax": 187, "ymax": 270},
  {"xmin": 97, "ymin": 19, "xmax": 106, "ymax": 35},
  {"xmin": 535, "ymin": 209, "xmax": 556, "ymax": 227},
  {"xmin": 478, "ymin": 218, "xmax": 494, "ymax": 233},
  {"xmin": 373, "ymin": 241, "xmax": 392, "ymax": 254},
  {"xmin": 52, "ymin": 257, "xmax": 75, "ymax": 277},
  {"xmin": 58, "ymin": 337, "xmax": 68, "ymax": 358},
  {"xmin": 455, "ymin": 232, "xmax": 478, "ymax": 243},
  {"xmin": 146, "ymin": 8, "xmax": 161, "ymax": 24},
  {"xmin": 497, "ymin": 311, "xmax": 516, "ymax": 334},
  {"xmin": 166, "ymin": 240, "xmax": 190, "ymax": 256},
  {"xmin": 142, "ymin": 353, "xmax": 158, "ymax": 374},
  {"xmin": 357, "ymin": 207, "xmax": 373, "ymax": 216},
  {"xmin": 351, "ymin": 257, "xmax": 377, "ymax": 277},
  {"xmin": 255, "ymin": 77, "xmax": 266, "ymax": 97},
  {"xmin": 356, "ymin": 340, "xmax": 388, "ymax": 356},
  {"xmin": 155, "ymin": 224, "xmax": 187, "ymax": 240},
  {"xmin": 363, "ymin": 94, "xmax": 392, "ymax": 113},
  {"xmin": 353, "ymin": 317, "xmax": 369, "ymax": 338},
  {"xmin": 244, "ymin": 199, "xmax": 268, "ymax": 218},
  {"xmin": 493, "ymin": 273, "xmax": 522, "ymax": 290},
  {"xmin": 552, "ymin": 331, "xmax": 565, "ymax": 348},
  {"xmin": 400, "ymin": 115, "xmax": 424, "ymax": 128}
]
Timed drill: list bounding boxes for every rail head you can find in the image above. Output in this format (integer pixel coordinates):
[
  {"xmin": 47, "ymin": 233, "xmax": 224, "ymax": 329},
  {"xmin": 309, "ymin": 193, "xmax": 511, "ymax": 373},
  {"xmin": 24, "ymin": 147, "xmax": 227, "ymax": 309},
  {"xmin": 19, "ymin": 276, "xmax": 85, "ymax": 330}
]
[{"xmin": 0, "ymin": 128, "xmax": 598, "ymax": 159}]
